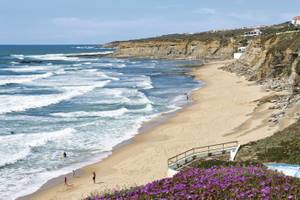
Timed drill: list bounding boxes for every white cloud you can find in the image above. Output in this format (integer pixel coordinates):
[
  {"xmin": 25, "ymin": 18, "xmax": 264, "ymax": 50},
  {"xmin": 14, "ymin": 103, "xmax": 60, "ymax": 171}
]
[{"xmin": 192, "ymin": 8, "xmax": 217, "ymax": 15}]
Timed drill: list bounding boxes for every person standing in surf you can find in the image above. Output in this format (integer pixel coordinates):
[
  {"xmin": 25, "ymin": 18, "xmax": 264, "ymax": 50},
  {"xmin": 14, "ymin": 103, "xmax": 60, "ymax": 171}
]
[{"xmin": 185, "ymin": 93, "xmax": 189, "ymax": 101}]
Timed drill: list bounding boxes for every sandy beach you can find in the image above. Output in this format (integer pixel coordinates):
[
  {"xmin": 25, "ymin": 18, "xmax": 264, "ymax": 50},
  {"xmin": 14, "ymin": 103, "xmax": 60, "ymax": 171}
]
[{"xmin": 26, "ymin": 60, "xmax": 288, "ymax": 200}]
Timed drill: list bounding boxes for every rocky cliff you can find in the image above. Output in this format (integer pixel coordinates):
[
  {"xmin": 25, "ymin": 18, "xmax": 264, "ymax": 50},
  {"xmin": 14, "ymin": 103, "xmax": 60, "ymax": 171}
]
[
  {"xmin": 104, "ymin": 29, "xmax": 256, "ymax": 60},
  {"xmin": 222, "ymin": 32, "xmax": 300, "ymax": 125},
  {"xmin": 105, "ymin": 23, "xmax": 300, "ymax": 91},
  {"xmin": 104, "ymin": 23, "xmax": 300, "ymax": 124},
  {"xmin": 105, "ymin": 38, "xmax": 237, "ymax": 60},
  {"xmin": 222, "ymin": 33, "xmax": 300, "ymax": 92}
]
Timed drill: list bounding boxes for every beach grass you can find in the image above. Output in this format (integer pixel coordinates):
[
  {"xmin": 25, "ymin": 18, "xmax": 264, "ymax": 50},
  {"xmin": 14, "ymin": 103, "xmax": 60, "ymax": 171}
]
[{"xmin": 237, "ymin": 119, "xmax": 300, "ymax": 164}]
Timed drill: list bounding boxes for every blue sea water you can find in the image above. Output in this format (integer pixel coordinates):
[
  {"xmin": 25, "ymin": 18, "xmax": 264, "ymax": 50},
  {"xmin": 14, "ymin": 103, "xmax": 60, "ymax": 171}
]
[{"xmin": 0, "ymin": 45, "xmax": 201, "ymax": 199}]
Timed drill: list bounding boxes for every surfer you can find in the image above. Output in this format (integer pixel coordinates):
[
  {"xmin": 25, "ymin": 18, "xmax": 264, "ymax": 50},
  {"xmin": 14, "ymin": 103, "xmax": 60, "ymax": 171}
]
[{"xmin": 63, "ymin": 152, "xmax": 67, "ymax": 158}]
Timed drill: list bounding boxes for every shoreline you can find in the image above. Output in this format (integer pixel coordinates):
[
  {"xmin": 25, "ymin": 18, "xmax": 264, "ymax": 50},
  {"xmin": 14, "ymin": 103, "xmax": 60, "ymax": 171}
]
[
  {"xmin": 23, "ymin": 60, "xmax": 287, "ymax": 200},
  {"xmin": 19, "ymin": 107, "xmax": 192, "ymax": 200},
  {"xmin": 18, "ymin": 65, "xmax": 201, "ymax": 200}
]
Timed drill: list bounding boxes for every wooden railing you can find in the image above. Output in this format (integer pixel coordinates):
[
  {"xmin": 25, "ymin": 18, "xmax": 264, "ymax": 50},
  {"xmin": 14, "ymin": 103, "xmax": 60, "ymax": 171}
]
[{"xmin": 168, "ymin": 141, "xmax": 238, "ymax": 169}]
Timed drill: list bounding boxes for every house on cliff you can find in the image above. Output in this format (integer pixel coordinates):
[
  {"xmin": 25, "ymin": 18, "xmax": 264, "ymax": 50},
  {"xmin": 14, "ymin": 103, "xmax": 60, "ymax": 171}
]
[
  {"xmin": 292, "ymin": 16, "xmax": 300, "ymax": 26},
  {"xmin": 244, "ymin": 29, "xmax": 262, "ymax": 37}
]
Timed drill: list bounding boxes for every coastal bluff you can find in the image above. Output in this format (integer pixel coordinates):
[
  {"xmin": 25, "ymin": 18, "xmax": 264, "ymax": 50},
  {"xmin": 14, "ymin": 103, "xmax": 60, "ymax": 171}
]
[
  {"xmin": 104, "ymin": 37, "xmax": 236, "ymax": 60},
  {"xmin": 105, "ymin": 21, "xmax": 300, "ymax": 131},
  {"xmin": 104, "ymin": 22, "xmax": 300, "ymax": 97}
]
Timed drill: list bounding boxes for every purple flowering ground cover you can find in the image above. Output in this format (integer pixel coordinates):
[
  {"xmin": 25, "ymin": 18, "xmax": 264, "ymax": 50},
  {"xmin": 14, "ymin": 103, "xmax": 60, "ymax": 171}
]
[{"xmin": 86, "ymin": 166, "xmax": 300, "ymax": 200}]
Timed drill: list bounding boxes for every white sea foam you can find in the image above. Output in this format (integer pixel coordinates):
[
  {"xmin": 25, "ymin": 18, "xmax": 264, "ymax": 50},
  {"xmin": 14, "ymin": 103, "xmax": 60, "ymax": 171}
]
[
  {"xmin": 95, "ymin": 63, "xmax": 126, "ymax": 68},
  {"xmin": 82, "ymin": 69, "xmax": 119, "ymax": 81},
  {"xmin": 75, "ymin": 46, "xmax": 97, "ymax": 49},
  {"xmin": 10, "ymin": 61, "xmax": 20, "ymax": 65},
  {"xmin": 115, "ymin": 89, "xmax": 152, "ymax": 105},
  {"xmin": 133, "ymin": 91, "xmax": 153, "ymax": 105},
  {"xmin": 11, "ymin": 54, "xmax": 25, "ymax": 60},
  {"xmin": 139, "ymin": 75, "xmax": 153, "ymax": 89},
  {"xmin": 0, "ymin": 80, "xmax": 110, "ymax": 114},
  {"xmin": 83, "ymin": 62, "xmax": 92, "ymax": 65},
  {"xmin": 14, "ymin": 51, "xmax": 114, "ymax": 63},
  {"xmin": 73, "ymin": 63, "xmax": 82, "ymax": 67},
  {"xmin": 52, "ymin": 107, "xmax": 128, "ymax": 118},
  {"xmin": 0, "ymin": 72, "xmax": 53, "ymax": 85},
  {"xmin": 0, "ymin": 128, "xmax": 74, "ymax": 167},
  {"xmin": 7, "ymin": 66, "xmax": 48, "ymax": 72},
  {"xmin": 26, "ymin": 54, "xmax": 80, "ymax": 61},
  {"xmin": 124, "ymin": 75, "xmax": 153, "ymax": 89}
]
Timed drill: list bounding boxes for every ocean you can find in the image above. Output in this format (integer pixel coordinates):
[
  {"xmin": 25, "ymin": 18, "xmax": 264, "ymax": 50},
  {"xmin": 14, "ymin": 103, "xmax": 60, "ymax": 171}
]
[{"xmin": 0, "ymin": 45, "xmax": 201, "ymax": 199}]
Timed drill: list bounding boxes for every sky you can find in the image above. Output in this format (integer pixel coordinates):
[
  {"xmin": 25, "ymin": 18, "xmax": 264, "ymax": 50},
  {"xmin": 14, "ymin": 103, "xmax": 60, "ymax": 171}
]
[{"xmin": 0, "ymin": 0, "xmax": 299, "ymax": 44}]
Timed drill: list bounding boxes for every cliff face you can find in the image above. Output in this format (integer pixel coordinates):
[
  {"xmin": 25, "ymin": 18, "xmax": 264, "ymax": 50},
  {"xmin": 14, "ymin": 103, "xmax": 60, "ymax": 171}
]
[
  {"xmin": 222, "ymin": 33, "xmax": 300, "ymax": 125},
  {"xmin": 105, "ymin": 24, "xmax": 300, "ymax": 92},
  {"xmin": 223, "ymin": 33, "xmax": 300, "ymax": 92},
  {"xmin": 106, "ymin": 39, "xmax": 237, "ymax": 60},
  {"xmin": 104, "ymin": 26, "xmax": 300, "ymax": 125}
]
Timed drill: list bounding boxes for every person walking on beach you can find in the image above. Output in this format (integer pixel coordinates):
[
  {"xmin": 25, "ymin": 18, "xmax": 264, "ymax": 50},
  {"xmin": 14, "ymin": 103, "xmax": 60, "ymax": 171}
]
[
  {"xmin": 92, "ymin": 171, "xmax": 96, "ymax": 184},
  {"xmin": 72, "ymin": 170, "xmax": 75, "ymax": 177},
  {"xmin": 64, "ymin": 176, "xmax": 68, "ymax": 185}
]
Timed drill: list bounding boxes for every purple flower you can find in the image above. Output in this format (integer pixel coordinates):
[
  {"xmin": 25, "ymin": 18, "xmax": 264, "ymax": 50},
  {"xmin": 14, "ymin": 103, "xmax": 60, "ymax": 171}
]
[{"xmin": 85, "ymin": 166, "xmax": 300, "ymax": 200}]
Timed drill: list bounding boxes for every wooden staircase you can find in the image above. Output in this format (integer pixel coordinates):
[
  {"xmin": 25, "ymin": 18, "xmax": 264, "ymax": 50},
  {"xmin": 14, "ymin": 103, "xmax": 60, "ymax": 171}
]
[{"xmin": 168, "ymin": 141, "xmax": 239, "ymax": 171}]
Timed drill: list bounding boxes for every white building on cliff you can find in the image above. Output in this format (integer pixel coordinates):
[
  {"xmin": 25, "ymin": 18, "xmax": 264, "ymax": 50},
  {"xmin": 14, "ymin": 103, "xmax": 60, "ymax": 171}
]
[
  {"xmin": 292, "ymin": 16, "xmax": 300, "ymax": 26},
  {"xmin": 244, "ymin": 29, "xmax": 262, "ymax": 37}
]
